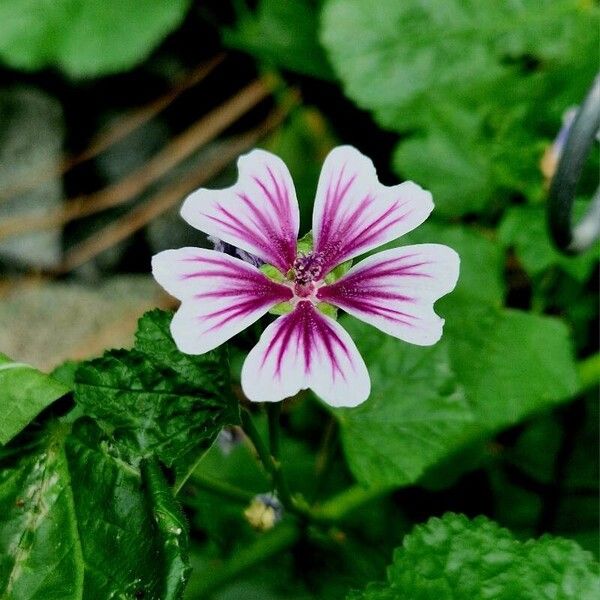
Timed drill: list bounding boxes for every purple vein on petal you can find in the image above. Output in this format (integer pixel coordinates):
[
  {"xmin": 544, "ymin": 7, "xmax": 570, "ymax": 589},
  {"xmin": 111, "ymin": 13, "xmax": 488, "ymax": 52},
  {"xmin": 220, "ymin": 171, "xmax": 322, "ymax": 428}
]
[{"xmin": 260, "ymin": 301, "xmax": 352, "ymax": 382}]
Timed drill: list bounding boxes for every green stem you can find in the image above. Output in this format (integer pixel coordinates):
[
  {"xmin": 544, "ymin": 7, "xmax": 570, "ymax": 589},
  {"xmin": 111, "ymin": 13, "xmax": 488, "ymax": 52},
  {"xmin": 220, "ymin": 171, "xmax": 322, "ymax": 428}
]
[
  {"xmin": 190, "ymin": 472, "xmax": 254, "ymax": 504},
  {"xmin": 312, "ymin": 483, "xmax": 392, "ymax": 522},
  {"xmin": 578, "ymin": 353, "xmax": 600, "ymax": 392},
  {"xmin": 188, "ymin": 522, "xmax": 300, "ymax": 598},
  {"xmin": 189, "ymin": 483, "xmax": 392, "ymax": 597},
  {"xmin": 241, "ymin": 408, "xmax": 295, "ymax": 511},
  {"xmin": 267, "ymin": 403, "xmax": 281, "ymax": 461},
  {"xmin": 312, "ymin": 417, "xmax": 338, "ymax": 502}
]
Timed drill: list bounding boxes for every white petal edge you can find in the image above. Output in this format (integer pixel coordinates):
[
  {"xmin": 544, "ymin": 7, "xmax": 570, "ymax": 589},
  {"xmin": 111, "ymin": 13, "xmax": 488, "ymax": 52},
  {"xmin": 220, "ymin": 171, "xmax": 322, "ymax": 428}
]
[
  {"xmin": 312, "ymin": 145, "xmax": 434, "ymax": 273},
  {"xmin": 180, "ymin": 149, "xmax": 299, "ymax": 273},
  {"xmin": 151, "ymin": 247, "xmax": 292, "ymax": 354},
  {"xmin": 318, "ymin": 244, "xmax": 460, "ymax": 346},
  {"xmin": 241, "ymin": 301, "xmax": 370, "ymax": 407}
]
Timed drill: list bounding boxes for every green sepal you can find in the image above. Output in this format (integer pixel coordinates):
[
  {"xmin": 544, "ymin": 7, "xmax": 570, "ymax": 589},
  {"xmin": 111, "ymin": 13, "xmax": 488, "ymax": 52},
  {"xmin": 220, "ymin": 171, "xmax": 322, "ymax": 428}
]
[
  {"xmin": 297, "ymin": 231, "xmax": 314, "ymax": 253},
  {"xmin": 268, "ymin": 301, "xmax": 295, "ymax": 316},
  {"xmin": 325, "ymin": 258, "xmax": 353, "ymax": 283},
  {"xmin": 316, "ymin": 302, "xmax": 338, "ymax": 319},
  {"xmin": 260, "ymin": 263, "xmax": 287, "ymax": 282}
]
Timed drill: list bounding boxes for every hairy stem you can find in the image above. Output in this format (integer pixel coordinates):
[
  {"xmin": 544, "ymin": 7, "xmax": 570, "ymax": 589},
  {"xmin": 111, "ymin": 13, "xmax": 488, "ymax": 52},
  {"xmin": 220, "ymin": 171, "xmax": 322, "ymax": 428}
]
[
  {"xmin": 267, "ymin": 403, "xmax": 281, "ymax": 461},
  {"xmin": 189, "ymin": 472, "xmax": 254, "ymax": 504},
  {"xmin": 240, "ymin": 408, "xmax": 296, "ymax": 513}
]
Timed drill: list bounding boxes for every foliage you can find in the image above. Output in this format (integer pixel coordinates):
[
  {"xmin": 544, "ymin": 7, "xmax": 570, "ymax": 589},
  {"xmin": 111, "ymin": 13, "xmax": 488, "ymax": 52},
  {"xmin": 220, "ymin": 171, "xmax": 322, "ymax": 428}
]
[
  {"xmin": 348, "ymin": 513, "xmax": 600, "ymax": 599},
  {"xmin": 499, "ymin": 202, "xmax": 600, "ymax": 281},
  {"xmin": 0, "ymin": 419, "xmax": 189, "ymax": 599},
  {"xmin": 224, "ymin": 0, "xmax": 333, "ymax": 79},
  {"xmin": 0, "ymin": 0, "xmax": 192, "ymax": 77},
  {"xmin": 0, "ymin": 1, "xmax": 598, "ymax": 598},
  {"xmin": 321, "ymin": 0, "xmax": 599, "ymax": 215},
  {"xmin": 333, "ymin": 327, "xmax": 473, "ymax": 487},
  {"xmin": 74, "ymin": 309, "xmax": 238, "ymax": 477},
  {"xmin": 0, "ymin": 310, "xmax": 236, "ymax": 598},
  {"xmin": 0, "ymin": 354, "xmax": 69, "ymax": 445}
]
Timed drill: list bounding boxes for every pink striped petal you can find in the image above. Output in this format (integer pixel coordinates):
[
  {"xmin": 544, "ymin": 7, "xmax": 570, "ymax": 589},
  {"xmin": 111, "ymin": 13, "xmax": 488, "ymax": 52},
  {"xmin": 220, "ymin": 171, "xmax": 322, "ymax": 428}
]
[
  {"xmin": 181, "ymin": 150, "xmax": 299, "ymax": 273},
  {"xmin": 317, "ymin": 244, "xmax": 460, "ymax": 346},
  {"xmin": 312, "ymin": 146, "xmax": 434, "ymax": 275},
  {"xmin": 241, "ymin": 301, "xmax": 370, "ymax": 407},
  {"xmin": 152, "ymin": 248, "xmax": 293, "ymax": 354}
]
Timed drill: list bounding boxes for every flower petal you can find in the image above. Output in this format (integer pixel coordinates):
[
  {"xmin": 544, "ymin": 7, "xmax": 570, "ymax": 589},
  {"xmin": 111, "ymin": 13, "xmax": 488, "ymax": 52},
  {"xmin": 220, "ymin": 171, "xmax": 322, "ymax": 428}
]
[
  {"xmin": 181, "ymin": 149, "xmax": 299, "ymax": 273},
  {"xmin": 241, "ymin": 301, "xmax": 370, "ymax": 407},
  {"xmin": 317, "ymin": 244, "xmax": 459, "ymax": 346},
  {"xmin": 152, "ymin": 248, "xmax": 293, "ymax": 354},
  {"xmin": 312, "ymin": 146, "xmax": 434, "ymax": 274}
]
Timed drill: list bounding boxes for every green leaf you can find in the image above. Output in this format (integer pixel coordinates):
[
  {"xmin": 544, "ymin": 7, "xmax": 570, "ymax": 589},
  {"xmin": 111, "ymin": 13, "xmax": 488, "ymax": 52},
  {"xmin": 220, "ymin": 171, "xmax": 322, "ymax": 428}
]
[
  {"xmin": 348, "ymin": 513, "xmax": 600, "ymax": 599},
  {"xmin": 224, "ymin": 0, "xmax": 334, "ymax": 79},
  {"xmin": 0, "ymin": 0, "xmax": 191, "ymax": 77},
  {"xmin": 74, "ymin": 309, "xmax": 237, "ymax": 475},
  {"xmin": 391, "ymin": 121, "xmax": 496, "ymax": 217},
  {"xmin": 321, "ymin": 0, "xmax": 598, "ymax": 214},
  {"xmin": 0, "ymin": 417, "xmax": 189, "ymax": 599},
  {"xmin": 322, "ymin": 0, "xmax": 596, "ymax": 128},
  {"xmin": 0, "ymin": 354, "xmax": 69, "ymax": 445},
  {"xmin": 443, "ymin": 299, "xmax": 580, "ymax": 431},
  {"xmin": 332, "ymin": 319, "xmax": 474, "ymax": 487},
  {"xmin": 499, "ymin": 203, "xmax": 600, "ymax": 282},
  {"xmin": 419, "ymin": 297, "xmax": 581, "ymax": 488},
  {"xmin": 377, "ymin": 221, "xmax": 505, "ymax": 306}
]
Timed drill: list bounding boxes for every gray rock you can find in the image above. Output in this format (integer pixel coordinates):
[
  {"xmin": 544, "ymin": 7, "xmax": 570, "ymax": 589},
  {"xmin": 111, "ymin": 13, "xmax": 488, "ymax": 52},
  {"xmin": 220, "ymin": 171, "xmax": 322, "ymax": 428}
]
[
  {"xmin": 0, "ymin": 86, "xmax": 65, "ymax": 268},
  {"xmin": 0, "ymin": 276, "xmax": 165, "ymax": 370}
]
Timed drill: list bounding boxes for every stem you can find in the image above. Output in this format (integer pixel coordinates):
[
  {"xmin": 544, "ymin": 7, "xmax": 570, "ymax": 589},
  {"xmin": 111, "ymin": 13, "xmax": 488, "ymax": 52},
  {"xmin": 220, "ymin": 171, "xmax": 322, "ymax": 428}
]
[
  {"xmin": 313, "ymin": 483, "xmax": 391, "ymax": 522},
  {"xmin": 267, "ymin": 403, "xmax": 281, "ymax": 461},
  {"xmin": 188, "ymin": 482, "xmax": 392, "ymax": 597},
  {"xmin": 189, "ymin": 472, "xmax": 254, "ymax": 504},
  {"xmin": 312, "ymin": 417, "xmax": 338, "ymax": 502},
  {"xmin": 188, "ymin": 522, "xmax": 300, "ymax": 598},
  {"xmin": 241, "ymin": 408, "xmax": 295, "ymax": 511}
]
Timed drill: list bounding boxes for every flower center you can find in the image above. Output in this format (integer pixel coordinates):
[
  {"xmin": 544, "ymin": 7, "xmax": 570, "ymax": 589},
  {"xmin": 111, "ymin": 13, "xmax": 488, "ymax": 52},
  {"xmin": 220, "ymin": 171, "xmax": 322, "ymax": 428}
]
[{"xmin": 293, "ymin": 251, "xmax": 325, "ymax": 298}]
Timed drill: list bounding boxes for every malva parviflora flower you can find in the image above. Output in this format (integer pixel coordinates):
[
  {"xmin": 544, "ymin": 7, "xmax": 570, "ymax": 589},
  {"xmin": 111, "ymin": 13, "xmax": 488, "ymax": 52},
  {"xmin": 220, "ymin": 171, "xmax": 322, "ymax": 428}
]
[{"xmin": 152, "ymin": 146, "xmax": 459, "ymax": 407}]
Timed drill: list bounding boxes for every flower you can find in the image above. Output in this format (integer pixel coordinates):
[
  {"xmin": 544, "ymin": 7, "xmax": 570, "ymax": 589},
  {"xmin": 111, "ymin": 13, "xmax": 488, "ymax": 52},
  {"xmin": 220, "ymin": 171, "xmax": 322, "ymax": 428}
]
[
  {"xmin": 244, "ymin": 493, "xmax": 283, "ymax": 531},
  {"xmin": 541, "ymin": 106, "xmax": 578, "ymax": 183},
  {"xmin": 152, "ymin": 146, "xmax": 459, "ymax": 407}
]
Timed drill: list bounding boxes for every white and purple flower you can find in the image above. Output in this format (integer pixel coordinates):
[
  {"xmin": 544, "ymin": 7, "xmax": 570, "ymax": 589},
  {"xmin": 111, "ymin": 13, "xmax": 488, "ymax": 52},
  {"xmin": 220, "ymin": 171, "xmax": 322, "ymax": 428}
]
[{"xmin": 152, "ymin": 146, "xmax": 459, "ymax": 407}]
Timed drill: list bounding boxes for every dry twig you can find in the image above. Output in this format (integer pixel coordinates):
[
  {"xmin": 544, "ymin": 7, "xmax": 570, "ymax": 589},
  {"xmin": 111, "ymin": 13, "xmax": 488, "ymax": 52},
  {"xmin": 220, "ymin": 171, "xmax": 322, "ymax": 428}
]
[
  {"xmin": 0, "ymin": 76, "xmax": 274, "ymax": 241},
  {"xmin": 55, "ymin": 96, "xmax": 297, "ymax": 274},
  {"xmin": 0, "ymin": 55, "xmax": 225, "ymax": 203}
]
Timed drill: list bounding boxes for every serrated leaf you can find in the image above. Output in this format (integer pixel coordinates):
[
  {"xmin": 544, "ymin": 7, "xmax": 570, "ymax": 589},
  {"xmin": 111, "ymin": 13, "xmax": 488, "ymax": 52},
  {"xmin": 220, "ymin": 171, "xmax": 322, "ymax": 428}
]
[
  {"xmin": 0, "ymin": 0, "xmax": 191, "ymax": 77},
  {"xmin": 224, "ymin": 0, "xmax": 334, "ymax": 79},
  {"xmin": 0, "ymin": 417, "xmax": 189, "ymax": 599},
  {"xmin": 348, "ymin": 513, "xmax": 600, "ymax": 599},
  {"xmin": 332, "ymin": 319, "xmax": 474, "ymax": 487},
  {"xmin": 135, "ymin": 309, "xmax": 232, "ymax": 395},
  {"xmin": 0, "ymin": 354, "xmax": 69, "ymax": 445},
  {"xmin": 74, "ymin": 309, "xmax": 237, "ymax": 475}
]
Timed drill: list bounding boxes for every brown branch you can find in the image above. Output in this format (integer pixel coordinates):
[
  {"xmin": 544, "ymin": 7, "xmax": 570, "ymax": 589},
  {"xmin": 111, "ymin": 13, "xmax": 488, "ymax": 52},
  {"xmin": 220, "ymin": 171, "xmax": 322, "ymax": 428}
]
[
  {"xmin": 0, "ymin": 76, "xmax": 274, "ymax": 241},
  {"xmin": 54, "ymin": 97, "xmax": 297, "ymax": 274},
  {"xmin": 0, "ymin": 55, "xmax": 225, "ymax": 202}
]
